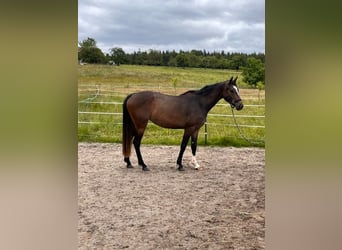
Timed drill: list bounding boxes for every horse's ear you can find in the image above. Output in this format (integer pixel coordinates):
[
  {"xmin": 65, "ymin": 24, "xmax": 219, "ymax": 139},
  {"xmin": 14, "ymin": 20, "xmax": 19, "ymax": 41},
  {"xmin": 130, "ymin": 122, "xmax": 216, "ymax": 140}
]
[
  {"xmin": 233, "ymin": 76, "xmax": 238, "ymax": 85},
  {"xmin": 228, "ymin": 76, "xmax": 233, "ymax": 84}
]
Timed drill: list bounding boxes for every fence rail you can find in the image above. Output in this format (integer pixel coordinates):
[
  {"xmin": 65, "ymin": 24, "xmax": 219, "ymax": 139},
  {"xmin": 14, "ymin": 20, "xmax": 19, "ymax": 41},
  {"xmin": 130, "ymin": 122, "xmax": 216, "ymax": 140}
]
[
  {"xmin": 78, "ymin": 110, "xmax": 265, "ymax": 117},
  {"xmin": 78, "ymin": 100, "xmax": 264, "ymax": 108},
  {"xmin": 78, "ymin": 81, "xmax": 265, "ymax": 146},
  {"xmin": 78, "ymin": 100, "xmax": 265, "ymax": 146},
  {"xmin": 78, "ymin": 120, "xmax": 265, "ymax": 129}
]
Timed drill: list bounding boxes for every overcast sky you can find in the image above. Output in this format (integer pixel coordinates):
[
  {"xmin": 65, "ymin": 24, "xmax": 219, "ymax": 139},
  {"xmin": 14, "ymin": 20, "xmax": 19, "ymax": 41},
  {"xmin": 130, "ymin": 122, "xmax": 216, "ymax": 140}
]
[{"xmin": 78, "ymin": 0, "xmax": 264, "ymax": 54}]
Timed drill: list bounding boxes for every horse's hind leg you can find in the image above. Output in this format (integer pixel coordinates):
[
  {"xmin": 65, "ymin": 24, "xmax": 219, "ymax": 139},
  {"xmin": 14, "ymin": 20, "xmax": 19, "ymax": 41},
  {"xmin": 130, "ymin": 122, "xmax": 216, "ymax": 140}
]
[
  {"xmin": 133, "ymin": 134, "xmax": 149, "ymax": 171},
  {"xmin": 124, "ymin": 157, "xmax": 133, "ymax": 168},
  {"xmin": 176, "ymin": 133, "xmax": 191, "ymax": 171}
]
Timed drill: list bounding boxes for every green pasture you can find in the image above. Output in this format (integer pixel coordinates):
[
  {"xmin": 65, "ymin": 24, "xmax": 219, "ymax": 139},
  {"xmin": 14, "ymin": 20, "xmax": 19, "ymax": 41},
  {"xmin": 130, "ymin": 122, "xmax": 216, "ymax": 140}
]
[{"xmin": 78, "ymin": 64, "xmax": 265, "ymax": 147}]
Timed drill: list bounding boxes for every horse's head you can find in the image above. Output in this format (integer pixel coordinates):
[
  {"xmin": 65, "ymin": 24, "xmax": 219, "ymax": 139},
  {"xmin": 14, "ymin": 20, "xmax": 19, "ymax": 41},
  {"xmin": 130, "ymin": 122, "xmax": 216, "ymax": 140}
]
[{"xmin": 223, "ymin": 77, "xmax": 244, "ymax": 110}]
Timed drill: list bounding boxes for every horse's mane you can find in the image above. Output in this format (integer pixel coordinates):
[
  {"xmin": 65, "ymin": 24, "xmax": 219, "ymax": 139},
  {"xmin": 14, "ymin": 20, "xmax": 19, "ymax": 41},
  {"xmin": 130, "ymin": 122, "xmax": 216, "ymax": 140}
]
[
  {"xmin": 179, "ymin": 82, "xmax": 223, "ymax": 96},
  {"xmin": 180, "ymin": 90, "xmax": 196, "ymax": 96}
]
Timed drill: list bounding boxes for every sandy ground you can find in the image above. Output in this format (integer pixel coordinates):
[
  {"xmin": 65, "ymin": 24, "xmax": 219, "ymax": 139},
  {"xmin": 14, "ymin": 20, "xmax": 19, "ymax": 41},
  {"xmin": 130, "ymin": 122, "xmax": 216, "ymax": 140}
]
[{"xmin": 78, "ymin": 143, "xmax": 265, "ymax": 249}]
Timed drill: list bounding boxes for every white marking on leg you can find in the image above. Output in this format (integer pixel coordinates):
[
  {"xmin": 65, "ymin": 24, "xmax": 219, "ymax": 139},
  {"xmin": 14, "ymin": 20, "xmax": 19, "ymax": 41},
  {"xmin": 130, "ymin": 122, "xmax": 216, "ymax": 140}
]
[{"xmin": 191, "ymin": 155, "xmax": 200, "ymax": 169}]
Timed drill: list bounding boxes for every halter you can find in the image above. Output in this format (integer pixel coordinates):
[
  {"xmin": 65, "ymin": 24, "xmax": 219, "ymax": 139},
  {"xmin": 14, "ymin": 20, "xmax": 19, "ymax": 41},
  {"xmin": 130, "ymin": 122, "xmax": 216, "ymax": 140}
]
[
  {"xmin": 225, "ymin": 92, "xmax": 242, "ymax": 109},
  {"xmin": 225, "ymin": 83, "xmax": 241, "ymax": 109}
]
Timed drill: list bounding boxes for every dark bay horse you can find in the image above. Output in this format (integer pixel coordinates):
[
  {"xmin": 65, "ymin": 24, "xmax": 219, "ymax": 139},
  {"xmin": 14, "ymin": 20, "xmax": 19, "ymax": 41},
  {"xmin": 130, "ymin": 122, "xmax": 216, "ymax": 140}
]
[{"xmin": 122, "ymin": 76, "xmax": 243, "ymax": 171}]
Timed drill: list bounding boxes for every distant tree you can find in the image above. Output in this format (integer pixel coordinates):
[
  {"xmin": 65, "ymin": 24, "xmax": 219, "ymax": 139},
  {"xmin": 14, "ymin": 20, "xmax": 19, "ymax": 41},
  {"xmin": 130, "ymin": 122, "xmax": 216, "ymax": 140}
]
[
  {"xmin": 200, "ymin": 56, "xmax": 211, "ymax": 68},
  {"xmin": 137, "ymin": 51, "xmax": 148, "ymax": 65},
  {"xmin": 190, "ymin": 49, "xmax": 203, "ymax": 57},
  {"xmin": 256, "ymin": 81, "xmax": 265, "ymax": 102},
  {"xmin": 207, "ymin": 56, "xmax": 218, "ymax": 68},
  {"xmin": 78, "ymin": 47, "xmax": 106, "ymax": 64},
  {"xmin": 188, "ymin": 53, "xmax": 201, "ymax": 68},
  {"xmin": 147, "ymin": 49, "xmax": 162, "ymax": 66},
  {"xmin": 175, "ymin": 53, "xmax": 189, "ymax": 67},
  {"xmin": 216, "ymin": 58, "xmax": 229, "ymax": 69},
  {"xmin": 110, "ymin": 47, "xmax": 126, "ymax": 65},
  {"xmin": 241, "ymin": 57, "xmax": 265, "ymax": 87},
  {"xmin": 229, "ymin": 54, "xmax": 247, "ymax": 70},
  {"xmin": 167, "ymin": 50, "xmax": 178, "ymax": 66},
  {"xmin": 79, "ymin": 37, "xmax": 97, "ymax": 48},
  {"xmin": 78, "ymin": 37, "xmax": 106, "ymax": 64},
  {"xmin": 161, "ymin": 51, "xmax": 170, "ymax": 66},
  {"xmin": 250, "ymin": 52, "xmax": 265, "ymax": 63},
  {"xmin": 111, "ymin": 47, "xmax": 265, "ymax": 71},
  {"xmin": 168, "ymin": 56, "xmax": 177, "ymax": 67}
]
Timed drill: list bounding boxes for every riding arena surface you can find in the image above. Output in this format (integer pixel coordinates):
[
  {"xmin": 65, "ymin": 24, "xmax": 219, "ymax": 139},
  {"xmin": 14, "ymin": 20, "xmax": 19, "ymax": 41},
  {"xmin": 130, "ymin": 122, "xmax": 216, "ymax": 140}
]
[{"xmin": 78, "ymin": 143, "xmax": 265, "ymax": 249}]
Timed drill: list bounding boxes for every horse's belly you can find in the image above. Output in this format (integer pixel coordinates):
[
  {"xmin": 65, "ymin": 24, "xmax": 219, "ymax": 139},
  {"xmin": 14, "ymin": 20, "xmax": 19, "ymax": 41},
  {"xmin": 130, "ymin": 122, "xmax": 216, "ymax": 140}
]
[
  {"xmin": 150, "ymin": 112, "xmax": 205, "ymax": 129},
  {"xmin": 150, "ymin": 116, "xmax": 186, "ymax": 129}
]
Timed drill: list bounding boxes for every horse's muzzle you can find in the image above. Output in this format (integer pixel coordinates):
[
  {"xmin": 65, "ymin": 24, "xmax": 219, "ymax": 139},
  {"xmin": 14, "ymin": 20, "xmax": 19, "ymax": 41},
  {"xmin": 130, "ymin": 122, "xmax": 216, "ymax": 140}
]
[
  {"xmin": 231, "ymin": 100, "xmax": 243, "ymax": 110},
  {"xmin": 226, "ymin": 96, "xmax": 243, "ymax": 111},
  {"xmin": 235, "ymin": 102, "xmax": 243, "ymax": 110}
]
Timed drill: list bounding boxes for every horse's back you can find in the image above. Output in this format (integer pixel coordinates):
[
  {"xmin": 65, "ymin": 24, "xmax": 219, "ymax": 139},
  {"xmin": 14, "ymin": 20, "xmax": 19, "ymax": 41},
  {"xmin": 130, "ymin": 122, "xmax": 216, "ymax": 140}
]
[
  {"xmin": 129, "ymin": 91, "xmax": 184, "ymax": 109},
  {"xmin": 126, "ymin": 91, "xmax": 204, "ymax": 129}
]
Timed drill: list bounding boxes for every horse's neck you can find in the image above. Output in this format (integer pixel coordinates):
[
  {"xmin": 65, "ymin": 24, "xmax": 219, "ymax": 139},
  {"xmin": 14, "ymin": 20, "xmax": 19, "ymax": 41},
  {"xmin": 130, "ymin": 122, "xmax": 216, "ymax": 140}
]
[{"xmin": 199, "ymin": 83, "xmax": 224, "ymax": 113}]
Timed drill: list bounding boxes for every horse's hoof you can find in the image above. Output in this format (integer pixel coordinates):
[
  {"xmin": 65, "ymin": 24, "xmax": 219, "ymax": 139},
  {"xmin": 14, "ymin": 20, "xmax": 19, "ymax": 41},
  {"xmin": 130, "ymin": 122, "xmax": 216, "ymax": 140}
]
[
  {"xmin": 142, "ymin": 166, "xmax": 150, "ymax": 171},
  {"xmin": 127, "ymin": 164, "xmax": 134, "ymax": 168},
  {"xmin": 178, "ymin": 166, "xmax": 185, "ymax": 171}
]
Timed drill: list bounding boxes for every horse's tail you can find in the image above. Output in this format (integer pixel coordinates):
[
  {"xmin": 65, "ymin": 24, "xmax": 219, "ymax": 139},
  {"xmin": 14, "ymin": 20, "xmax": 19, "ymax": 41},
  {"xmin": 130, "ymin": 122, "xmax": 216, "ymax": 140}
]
[{"xmin": 122, "ymin": 94, "xmax": 135, "ymax": 157}]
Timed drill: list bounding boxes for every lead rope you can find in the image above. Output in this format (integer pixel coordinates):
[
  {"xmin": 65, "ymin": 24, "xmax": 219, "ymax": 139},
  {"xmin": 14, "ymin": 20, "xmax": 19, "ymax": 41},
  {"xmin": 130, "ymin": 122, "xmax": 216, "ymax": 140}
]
[
  {"xmin": 79, "ymin": 85, "xmax": 100, "ymax": 104},
  {"xmin": 230, "ymin": 107, "xmax": 263, "ymax": 146}
]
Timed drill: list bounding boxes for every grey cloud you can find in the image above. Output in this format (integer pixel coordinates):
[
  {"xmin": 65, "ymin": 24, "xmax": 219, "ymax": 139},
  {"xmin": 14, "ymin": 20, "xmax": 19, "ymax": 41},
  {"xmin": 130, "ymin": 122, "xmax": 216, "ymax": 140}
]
[{"xmin": 79, "ymin": 0, "xmax": 264, "ymax": 53}]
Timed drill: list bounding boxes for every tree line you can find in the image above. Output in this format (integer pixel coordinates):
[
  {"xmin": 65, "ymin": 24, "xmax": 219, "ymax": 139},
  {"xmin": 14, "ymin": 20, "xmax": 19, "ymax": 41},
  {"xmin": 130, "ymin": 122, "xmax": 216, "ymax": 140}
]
[{"xmin": 79, "ymin": 37, "xmax": 265, "ymax": 86}]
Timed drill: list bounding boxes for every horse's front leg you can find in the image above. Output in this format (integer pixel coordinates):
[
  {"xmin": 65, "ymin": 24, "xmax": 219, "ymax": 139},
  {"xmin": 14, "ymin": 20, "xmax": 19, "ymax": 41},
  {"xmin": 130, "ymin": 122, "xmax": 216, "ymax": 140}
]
[
  {"xmin": 177, "ymin": 133, "xmax": 190, "ymax": 171},
  {"xmin": 190, "ymin": 130, "xmax": 200, "ymax": 169}
]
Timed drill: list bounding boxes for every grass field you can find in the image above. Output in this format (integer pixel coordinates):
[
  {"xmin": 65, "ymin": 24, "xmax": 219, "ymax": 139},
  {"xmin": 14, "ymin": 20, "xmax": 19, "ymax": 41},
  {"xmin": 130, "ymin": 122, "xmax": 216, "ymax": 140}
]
[{"xmin": 78, "ymin": 64, "xmax": 265, "ymax": 147}]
